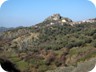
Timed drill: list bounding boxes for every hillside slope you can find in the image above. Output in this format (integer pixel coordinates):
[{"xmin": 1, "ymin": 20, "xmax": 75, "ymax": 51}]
[{"xmin": 0, "ymin": 14, "xmax": 96, "ymax": 72}]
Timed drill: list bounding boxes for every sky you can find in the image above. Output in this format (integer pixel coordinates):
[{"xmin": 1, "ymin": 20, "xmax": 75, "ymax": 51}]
[{"xmin": 0, "ymin": 0, "xmax": 96, "ymax": 27}]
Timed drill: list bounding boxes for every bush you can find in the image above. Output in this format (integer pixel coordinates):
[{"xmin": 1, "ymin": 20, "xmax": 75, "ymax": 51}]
[
  {"xmin": 16, "ymin": 61, "xmax": 29, "ymax": 71},
  {"xmin": 85, "ymin": 29, "xmax": 96, "ymax": 36},
  {"xmin": 93, "ymin": 33, "xmax": 96, "ymax": 39},
  {"xmin": 65, "ymin": 42, "xmax": 74, "ymax": 48},
  {"xmin": 45, "ymin": 52, "xmax": 55, "ymax": 65},
  {"xmin": 74, "ymin": 40, "xmax": 85, "ymax": 47},
  {"xmin": 38, "ymin": 65, "xmax": 48, "ymax": 72},
  {"xmin": 55, "ymin": 60, "xmax": 62, "ymax": 67},
  {"xmin": 92, "ymin": 41, "xmax": 96, "ymax": 47},
  {"xmin": 84, "ymin": 38, "xmax": 92, "ymax": 43}
]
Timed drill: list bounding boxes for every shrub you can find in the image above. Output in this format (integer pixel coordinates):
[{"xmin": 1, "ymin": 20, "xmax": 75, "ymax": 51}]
[
  {"xmin": 93, "ymin": 33, "xmax": 96, "ymax": 39},
  {"xmin": 55, "ymin": 60, "xmax": 62, "ymax": 67},
  {"xmin": 45, "ymin": 51, "xmax": 56, "ymax": 65},
  {"xmin": 38, "ymin": 65, "xmax": 48, "ymax": 72},
  {"xmin": 65, "ymin": 42, "xmax": 74, "ymax": 48},
  {"xmin": 74, "ymin": 40, "xmax": 85, "ymax": 47},
  {"xmin": 84, "ymin": 38, "xmax": 92, "ymax": 43},
  {"xmin": 92, "ymin": 41, "xmax": 96, "ymax": 47},
  {"xmin": 16, "ymin": 61, "xmax": 29, "ymax": 71}
]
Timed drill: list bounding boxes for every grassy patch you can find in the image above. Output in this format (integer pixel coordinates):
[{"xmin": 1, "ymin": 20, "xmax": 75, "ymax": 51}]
[{"xmin": 16, "ymin": 60, "xmax": 29, "ymax": 71}]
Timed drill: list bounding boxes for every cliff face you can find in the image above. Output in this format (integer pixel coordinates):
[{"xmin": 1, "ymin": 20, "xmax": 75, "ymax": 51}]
[{"xmin": 0, "ymin": 14, "xmax": 96, "ymax": 72}]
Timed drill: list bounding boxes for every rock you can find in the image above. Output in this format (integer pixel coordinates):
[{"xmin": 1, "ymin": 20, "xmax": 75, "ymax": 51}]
[
  {"xmin": 43, "ymin": 14, "xmax": 73, "ymax": 26},
  {"xmin": 45, "ymin": 14, "xmax": 61, "ymax": 21},
  {"xmin": 44, "ymin": 14, "xmax": 72, "ymax": 23}
]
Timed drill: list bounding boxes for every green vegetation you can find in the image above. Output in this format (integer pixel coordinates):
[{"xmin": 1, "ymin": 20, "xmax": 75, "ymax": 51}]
[
  {"xmin": 0, "ymin": 18, "xmax": 96, "ymax": 72},
  {"xmin": 16, "ymin": 60, "xmax": 29, "ymax": 71}
]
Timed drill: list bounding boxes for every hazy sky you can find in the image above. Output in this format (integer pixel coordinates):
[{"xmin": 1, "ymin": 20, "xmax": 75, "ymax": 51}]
[{"xmin": 0, "ymin": 0, "xmax": 96, "ymax": 27}]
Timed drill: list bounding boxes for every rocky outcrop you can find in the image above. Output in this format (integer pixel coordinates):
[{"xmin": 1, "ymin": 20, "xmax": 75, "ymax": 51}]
[
  {"xmin": 42, "ymin": 14, "xmax": 73, "ymax": 26},
  {"xmin": 45, "ymin": 14, "xmax": 72, "ymax": 22},
  {"xmin": 44, "ymin": 14, "xmax": 96, "ymax": 26}
]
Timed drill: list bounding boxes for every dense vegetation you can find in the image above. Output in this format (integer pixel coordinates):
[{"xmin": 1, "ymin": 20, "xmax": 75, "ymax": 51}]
[{"xmin": 0, "ymin": 18, "xmax": 96, "ymax": 72}]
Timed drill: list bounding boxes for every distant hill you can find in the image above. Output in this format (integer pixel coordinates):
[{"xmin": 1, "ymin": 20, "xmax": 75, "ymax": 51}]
[
  {"xmin": 0, "ymin": 27, "xmax": 14, "ymax": 32},
  {"xmin": 0, "ymin": 14, "xmax": 96, "ymax": 72},
  {"xmin": 0, "ymin": 27, "xmax": 8, "ymax": 32}
]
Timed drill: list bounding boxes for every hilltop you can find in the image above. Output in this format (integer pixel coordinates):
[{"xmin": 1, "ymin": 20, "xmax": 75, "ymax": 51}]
[
  {"xmin": 35, "ymin": 14, "xmax": 96, "ymax": 27},
  {"xmin": 0, "ymin": 14, "xmax": 96, "ymax": 72}
]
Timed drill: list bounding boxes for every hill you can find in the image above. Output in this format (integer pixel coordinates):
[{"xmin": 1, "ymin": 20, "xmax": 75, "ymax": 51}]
[
  {"xmin": 0, "ymin": 14, "xmax": 96, "ymax": 72},
  {"xmin": 0, "ymin": 27, "xmax": 9, "ymax": 32},
  {"xmin": 0, "ymin": 27, "xmax": 14, "ymax": 33}
]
